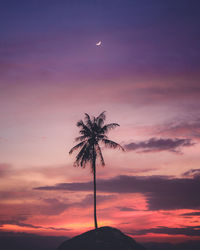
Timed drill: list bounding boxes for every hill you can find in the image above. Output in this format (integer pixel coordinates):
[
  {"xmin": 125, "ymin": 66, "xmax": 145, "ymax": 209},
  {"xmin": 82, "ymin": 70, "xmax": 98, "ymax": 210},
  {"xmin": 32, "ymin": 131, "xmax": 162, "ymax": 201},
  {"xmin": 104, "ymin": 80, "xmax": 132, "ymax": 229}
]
[{"xmin": 58, "ymin": 226, "xmax": 145, "ymax": 250}]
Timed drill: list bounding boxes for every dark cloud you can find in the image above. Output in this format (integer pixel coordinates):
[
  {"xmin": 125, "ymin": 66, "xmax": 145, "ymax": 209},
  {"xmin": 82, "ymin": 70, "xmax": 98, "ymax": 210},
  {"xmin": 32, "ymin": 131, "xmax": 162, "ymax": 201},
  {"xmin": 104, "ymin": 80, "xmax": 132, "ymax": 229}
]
[
  {"xmin": 39, "ymin": 198, "xmax": 70, "ymax": 216},
  {"xmin": 116, "ymin": 206, "xmax": 136, "ymax": 212},
  {"xmin": 143, "ymin": 241, "xmax": 200, "ymax": 250},
  {"xmin": 0, "ymin": 196, "xmax": 70, "ymax": 219},
  {"xmin": 129, "ymin": 226, "xmax": 200, "ymax": 236},
  {"xmin": 75, "ymin": 194, "xmax": 115, "ymax": 207},
  {"xmin": 130, "ymin": 168, "xmax": 158, "ymax": 174},
  {"xmin": 0, "ymin": 231, "xmax": 68, "ymax": 250},
  {"xmin": 0, "ymin": 219, "xmax": 68, "ymax": 231},
  {"xmin": 35, "ymin": 174, "xmax": 200, "ymax": 211},
  {"xmin": 0, "ymin": 190, "xmax": 35, "ymax": 201},
  {"xmin": 41, "ymin": 195, "xmax": 115, "ymax": 214},
  {"xmin": 124, "ymin": 138, "xmax": 194, "ymax": 153},
  {"xmin": 0, "ymin": 217, "xmax": 27, "ymax": 227},
  {"xmin": 35, "ymin": 182, "xmax": 93, "ymax": 192},
  {"xmin": 157, "ymin": 119, "xmax": 200, "ymax": 139},
  {"xmin": 182, "ymin": 169, "xmax": 200, "ymax": 178},
  {"xmin": 0, "ymin": 215, "xmax": 69, "ymax": 231},
  {"xmin": 0, "ymin": 194, "xmax": 115, "ymax": 229},
  {"xmin": 181, "ymin": 211, "xmax": 200, "ymax": 216}
]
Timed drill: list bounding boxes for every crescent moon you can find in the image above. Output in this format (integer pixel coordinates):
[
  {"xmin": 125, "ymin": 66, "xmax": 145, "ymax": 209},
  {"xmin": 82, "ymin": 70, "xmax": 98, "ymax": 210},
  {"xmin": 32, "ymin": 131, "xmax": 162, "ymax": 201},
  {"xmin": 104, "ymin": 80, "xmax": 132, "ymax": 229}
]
[{"xmin": 96, "ymin": 41, "xmax": 102, "ymax": 46}]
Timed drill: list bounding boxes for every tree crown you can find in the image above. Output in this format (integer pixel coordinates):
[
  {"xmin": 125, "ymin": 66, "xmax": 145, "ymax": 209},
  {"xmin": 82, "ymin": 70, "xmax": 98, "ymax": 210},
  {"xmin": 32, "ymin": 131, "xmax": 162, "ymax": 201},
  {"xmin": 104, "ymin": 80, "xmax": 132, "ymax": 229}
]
[{"xmin": 69, "ymin": 111, "xmax": 124, "ymax": 170}]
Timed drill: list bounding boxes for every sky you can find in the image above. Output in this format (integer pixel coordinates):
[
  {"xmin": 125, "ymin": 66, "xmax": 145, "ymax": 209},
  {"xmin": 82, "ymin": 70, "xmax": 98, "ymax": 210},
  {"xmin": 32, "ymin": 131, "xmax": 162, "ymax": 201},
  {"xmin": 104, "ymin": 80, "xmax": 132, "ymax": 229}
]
[{"xmin": 1, "ymin": 0, "xmax": 200, "ymax": 246}]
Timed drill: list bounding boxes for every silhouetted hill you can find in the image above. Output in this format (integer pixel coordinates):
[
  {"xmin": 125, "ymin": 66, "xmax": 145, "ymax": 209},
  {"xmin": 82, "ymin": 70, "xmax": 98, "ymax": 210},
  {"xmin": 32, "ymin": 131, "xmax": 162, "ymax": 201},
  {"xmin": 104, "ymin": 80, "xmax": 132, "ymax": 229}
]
[
  {"xmin": 1, "ymin": 230, "xmax": 200, "ymax": 250},
  {"xmin": 58, "ymin": 226, "xmax": 146, "ymax": 250}
]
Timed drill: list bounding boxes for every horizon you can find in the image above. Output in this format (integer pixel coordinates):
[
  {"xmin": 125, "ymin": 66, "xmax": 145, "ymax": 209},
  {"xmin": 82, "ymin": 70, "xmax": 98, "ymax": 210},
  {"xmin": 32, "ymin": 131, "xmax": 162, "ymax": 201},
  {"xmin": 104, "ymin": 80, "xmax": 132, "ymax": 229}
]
[{"xmin": 1, "ymin": 0, "xmax": 200, "ymax": 249}]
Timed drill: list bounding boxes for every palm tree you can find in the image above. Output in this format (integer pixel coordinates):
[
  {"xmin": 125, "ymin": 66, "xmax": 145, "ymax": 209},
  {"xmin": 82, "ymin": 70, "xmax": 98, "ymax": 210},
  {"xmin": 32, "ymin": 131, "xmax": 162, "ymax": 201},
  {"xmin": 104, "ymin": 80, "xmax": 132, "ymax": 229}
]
[{"xmin": 69, "ymin": 111, "xmax": 124, "ymax": 229}]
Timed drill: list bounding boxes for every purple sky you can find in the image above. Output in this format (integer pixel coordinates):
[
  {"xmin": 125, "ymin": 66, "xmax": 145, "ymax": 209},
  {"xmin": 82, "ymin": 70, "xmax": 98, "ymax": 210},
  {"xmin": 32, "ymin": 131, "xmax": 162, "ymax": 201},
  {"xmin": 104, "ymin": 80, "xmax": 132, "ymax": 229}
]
[{"xmin": 1, "ymin": 0, "xmax": 200, "ymax": 246}]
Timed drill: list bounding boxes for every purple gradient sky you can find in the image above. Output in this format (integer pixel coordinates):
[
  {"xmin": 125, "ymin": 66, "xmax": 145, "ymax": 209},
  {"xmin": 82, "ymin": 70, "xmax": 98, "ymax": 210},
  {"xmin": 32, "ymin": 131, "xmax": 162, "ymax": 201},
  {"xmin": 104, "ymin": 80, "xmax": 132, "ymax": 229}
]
[{"xmin": 1, "ymin": 0, "xmax": 200, "ymax": 242}]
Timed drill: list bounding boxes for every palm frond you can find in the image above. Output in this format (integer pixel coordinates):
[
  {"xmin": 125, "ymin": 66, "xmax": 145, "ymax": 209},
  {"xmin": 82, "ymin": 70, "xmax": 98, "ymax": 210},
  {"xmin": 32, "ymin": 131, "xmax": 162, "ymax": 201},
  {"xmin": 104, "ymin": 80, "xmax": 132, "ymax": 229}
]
[
  {"xmin": 75, "ymin": 143, "xmax": 88, "ymax": 166},
  {"xmin": 97, "ymin": 134, "xmax": 108, "ymax": 140},
  {"xmin": 80, "ymin": 145, "xmax": 93, "ymax": 167},
  {"xmin": 69, "ymin": 112, "xmax": 124, "ymax": 170},
  {"xmin": 96, "ymin": 111, "xmax": 106, "ymax": 127},
  {"xmin": 76, "ymin": 120, "xmax": 92, "ymax": 136},
  {"xmin": 96, "ymin": 143, "xmax": 105, "ymax": 166},
  {"xmin": 97, "ymin": 111, "xmax": 106, "ymax": 121},
  {"xmin": 76, "ymin": 119, "xmax": 84, "ymax": 127},
  {"xmin": 75, "ymin": 135, "xmax": 87, "ymax": 142},
  {"xmin": 69, "ymin": 141, "xmax": 86, "ymax": 154},
  {"xmin": 102, "ymin": 139, "xmax": 125, "ymax": 151},
  {"xmin": 84, "ymin": 113, "xmax": 93, "ymax": 129},
  {"xmin": 79, "ymin": 129, "xmax": 91, "ymax": 137},
  {"xmin": 101, "ymin": 123, "xmax": 119, "ymax": 134}
]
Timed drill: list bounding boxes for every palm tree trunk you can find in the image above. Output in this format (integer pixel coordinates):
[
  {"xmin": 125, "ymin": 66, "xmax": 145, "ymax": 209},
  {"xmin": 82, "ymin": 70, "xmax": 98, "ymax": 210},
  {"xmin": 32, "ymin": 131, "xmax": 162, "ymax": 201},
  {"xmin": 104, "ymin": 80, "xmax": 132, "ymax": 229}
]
[{"xmin": 93, "ymin": 155, "xmax": 98, "ymax": 229}]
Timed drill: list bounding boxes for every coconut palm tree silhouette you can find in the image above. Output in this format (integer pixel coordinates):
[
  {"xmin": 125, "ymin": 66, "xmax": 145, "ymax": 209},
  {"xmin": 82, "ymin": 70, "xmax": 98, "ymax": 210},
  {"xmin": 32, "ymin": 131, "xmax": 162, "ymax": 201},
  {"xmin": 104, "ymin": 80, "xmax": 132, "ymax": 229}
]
[{"xmin": 69, "ymin": 111, "xmax": 124, "ymax": 229}]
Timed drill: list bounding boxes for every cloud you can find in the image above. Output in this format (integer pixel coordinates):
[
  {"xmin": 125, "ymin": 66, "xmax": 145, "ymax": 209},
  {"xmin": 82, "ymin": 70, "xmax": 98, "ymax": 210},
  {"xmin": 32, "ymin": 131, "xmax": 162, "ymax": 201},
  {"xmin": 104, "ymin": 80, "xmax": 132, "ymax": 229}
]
[
  {"xmin": 129, "ymin": 226, "xmax": 200, "ymax": 236},
  {"xmin": 182, "ymin": 169, "xmax": 200, "ymax": 178},
  {"xmin": 41, "ymin": 195, "xmax": 115, "ymax": 214},
  {"xmin": 0, "ymin": 192, "xmax": 115, "ymax": 229},
  {"xmin": 35, "ymin": 174, "xmax": 200, "ymax": 211},
  {"xmin": 0, "ymin": 211, "xmax": 69, "ymax": 231},
  {"xmin": 0, "ymin": 231, "xmax": 68, "ymax": 250},
  {"xmin": 0, "ymin": 163, "xmax": 12, "ymax": 177},
  {"xmin": 124, "ymin": 138, "xmax": 194, "ymax": 153},
  {"xmin": 143, "ymin": 241, "xmax": 200, "ymax": 250},
  {"xmin": 74, "ymin": 194, "xmax": 115, "ymax": 207},
  {"xmin": 40, "ymin": 198, "xmax": 71, "ymax": 215},
  {"xmin": 0, "ymin": 216, "xmax": 28, "ymax": 227},
  {"xmin": 181, "ymin": 211, "xmax": 200, "ymax": 216},
  {"xmin": 116, "ymin": 206, "xmax": 136, "ymax": 211},
  {"xmin": 0, "ymin": 218, "xmax": 68, "ymax": 231},
  {"xmin": 157, "ymin": 119, "xmax": 200, "ymax": 139},
  {"xmin": 138, "ymin": 85, "xmax": 200, "ymax": 101}
]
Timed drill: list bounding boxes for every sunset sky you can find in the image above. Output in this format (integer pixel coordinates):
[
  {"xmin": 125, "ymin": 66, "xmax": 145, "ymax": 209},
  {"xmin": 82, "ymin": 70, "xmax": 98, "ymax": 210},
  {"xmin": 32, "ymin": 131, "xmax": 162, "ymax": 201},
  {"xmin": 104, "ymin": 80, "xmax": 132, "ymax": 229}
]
[{"xmin": 1, "ymin": 0, "xmax": 200, "ymax": 245}]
